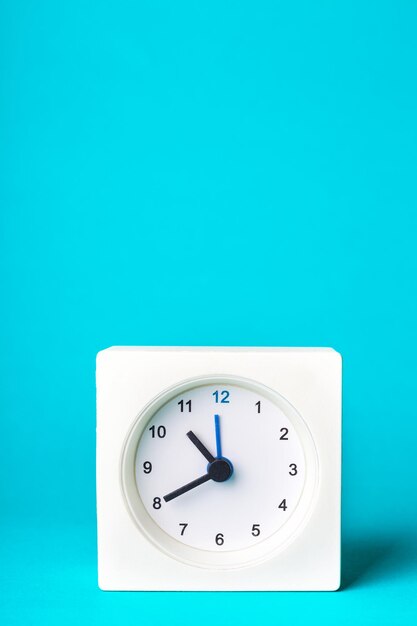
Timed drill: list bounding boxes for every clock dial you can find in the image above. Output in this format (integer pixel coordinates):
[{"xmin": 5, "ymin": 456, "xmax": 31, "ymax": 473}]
[{"xmin": 134, "ymin": 381, "xmax": 306, "ymax": 552}]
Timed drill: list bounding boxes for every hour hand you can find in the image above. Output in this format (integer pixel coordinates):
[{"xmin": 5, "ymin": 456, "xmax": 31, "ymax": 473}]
[{"xmin": 187, "ymin": 431, "xmax": 215, "ymax": 463}]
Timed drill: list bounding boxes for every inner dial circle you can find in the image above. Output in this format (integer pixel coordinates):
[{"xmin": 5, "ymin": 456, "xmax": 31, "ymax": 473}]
[{"xmin": 135, "ymin": 382, "xmax": 306, "ymax": 552}]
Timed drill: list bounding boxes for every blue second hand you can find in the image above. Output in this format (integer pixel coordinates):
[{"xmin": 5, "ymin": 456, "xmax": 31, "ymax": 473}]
[{"xmin": 214, "ymin": 414, "xmax": 222, "ymax": 458}]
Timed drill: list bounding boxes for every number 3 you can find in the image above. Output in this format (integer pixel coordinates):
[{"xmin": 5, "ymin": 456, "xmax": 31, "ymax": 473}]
[{"xmin": 289, "ymin": 463, "xmax": 298, "ymax": 476}]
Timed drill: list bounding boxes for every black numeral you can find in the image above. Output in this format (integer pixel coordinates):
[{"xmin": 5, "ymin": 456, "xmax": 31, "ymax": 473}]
[
  {"xmin": 251, "ymin": 524, "xmax": 260, "ymax": 537},
  {"xmin": 278, "ymin": 498, "xmax": 287, "ymax": 511},
  {"xmin": 179, "ymin": 523, "xmax": 188, "ymax": 536},
  {"xmin": 215, "ymin": 533, "xmax": 224, "ymax": 545},
  {"xmin": 289, "ymin": 463, "xmax": 297, "ymax": 476},
  {"xmin": 178, "ymin": 399, "xmax": 192, "ymax": 412},
  {"xmin": 149, "ymin": 425, "xmax": 166, "ymax": 438},
  {"xmin": 153, "ymin": 497, "xmax": 162, "ymax": 509},
  {"xmin": 213, "ymin": 390, "xmax": 230, "ymax": 404},
  {"xmin": 143, "ymin": 461, "xmax": 152, "ymax": 474},
  {"xmin": 280, "ymin": 427, "xmax": 289, "ymax": 440},
  {"xmin": 255, "ymin": 401, "xmax": 261, "ymax": 413}
]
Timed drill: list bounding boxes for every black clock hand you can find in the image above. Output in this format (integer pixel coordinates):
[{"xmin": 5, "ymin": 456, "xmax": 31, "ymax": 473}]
[
  {"xmin": 163, "ymin": 429, "xmax": 233, "ymax": 503},
  {"xmin": 163, "ymin": 473, "xmax": 211, "ymax": 502},
  {"xmin": 163, "ymin": 458, "xmax": 234, "ymax": 502},
  {"xmin": 187, "ymin": 430, "xmax": 215, "ymax": 463}
]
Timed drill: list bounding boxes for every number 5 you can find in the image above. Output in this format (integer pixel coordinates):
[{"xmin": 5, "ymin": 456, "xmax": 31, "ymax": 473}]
[{"xmin": 251, "ymin": 524, "xmax": 260, "ymax": 537}]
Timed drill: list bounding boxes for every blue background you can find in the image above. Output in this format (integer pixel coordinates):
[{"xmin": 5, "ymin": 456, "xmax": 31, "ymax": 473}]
[{"xmin": 1, "ymin": 1, "xmax": 417, "ymax": 624}]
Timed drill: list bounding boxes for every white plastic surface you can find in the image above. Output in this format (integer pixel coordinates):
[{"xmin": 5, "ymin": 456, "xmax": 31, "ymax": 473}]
[{"xmin": 96, "ymin": 346, "xmax": 342, "ymax": 590}]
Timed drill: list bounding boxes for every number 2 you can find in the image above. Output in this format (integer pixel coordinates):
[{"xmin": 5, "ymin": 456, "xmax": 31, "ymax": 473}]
[{"xmin": 280, "ymin": 427, "xmax": 289, "ymax": 440}]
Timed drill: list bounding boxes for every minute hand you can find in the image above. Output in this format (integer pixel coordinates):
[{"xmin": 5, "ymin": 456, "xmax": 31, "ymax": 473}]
[{"xmin": 163, "ymin": 473, "xmax": 211, "ymax": 502}]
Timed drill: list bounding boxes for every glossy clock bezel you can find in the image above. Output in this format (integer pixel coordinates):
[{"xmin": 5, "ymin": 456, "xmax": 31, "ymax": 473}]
[{"xmin": 121, "ymin": 374, "xmax": 319, "ymax": 570}]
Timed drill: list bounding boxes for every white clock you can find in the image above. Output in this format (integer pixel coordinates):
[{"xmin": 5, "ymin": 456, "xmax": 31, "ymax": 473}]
[{"xmin": 96, "ymin": 347, "xmax": 342, "ymax": 591}]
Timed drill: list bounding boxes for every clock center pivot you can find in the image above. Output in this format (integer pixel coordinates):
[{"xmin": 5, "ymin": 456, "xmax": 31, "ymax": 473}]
[{"xmin": 207, "ymin": 457, "xmax": 234, "ymax": 482}]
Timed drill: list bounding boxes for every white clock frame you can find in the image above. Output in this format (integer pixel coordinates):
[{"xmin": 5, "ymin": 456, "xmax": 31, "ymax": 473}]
[{"xmin": 96, "ymin": 346, "xmax": 342, "ymax": 591}]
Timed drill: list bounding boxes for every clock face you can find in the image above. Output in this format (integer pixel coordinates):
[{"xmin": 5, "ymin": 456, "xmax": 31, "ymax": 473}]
[{"xmin": 131, "ymin": 378, "xmax": 310, "ymax": 555}]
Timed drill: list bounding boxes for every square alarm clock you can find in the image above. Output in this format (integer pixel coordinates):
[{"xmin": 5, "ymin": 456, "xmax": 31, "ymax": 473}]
[{"xmin": 96, "ymin": 346, "xmax": 342, "ymax": 591}]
